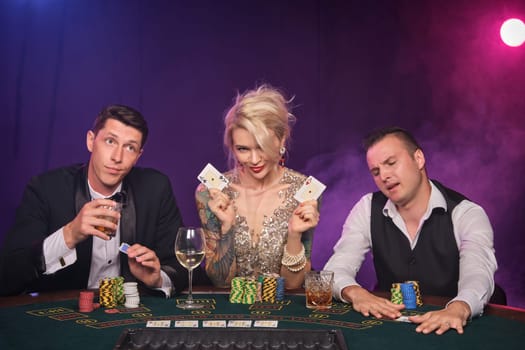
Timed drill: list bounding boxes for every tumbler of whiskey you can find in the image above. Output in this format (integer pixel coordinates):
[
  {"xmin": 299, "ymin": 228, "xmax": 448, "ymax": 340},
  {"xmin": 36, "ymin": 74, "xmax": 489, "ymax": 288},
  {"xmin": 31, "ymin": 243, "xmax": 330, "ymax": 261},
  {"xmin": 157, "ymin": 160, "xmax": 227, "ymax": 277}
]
[
  {"xmin": 95, "ymin": 202, "xmax": 123, "ymax": 238},
  {"xmin": 305, "ymin": 270, "xmax": 334, "ymax": 309}
]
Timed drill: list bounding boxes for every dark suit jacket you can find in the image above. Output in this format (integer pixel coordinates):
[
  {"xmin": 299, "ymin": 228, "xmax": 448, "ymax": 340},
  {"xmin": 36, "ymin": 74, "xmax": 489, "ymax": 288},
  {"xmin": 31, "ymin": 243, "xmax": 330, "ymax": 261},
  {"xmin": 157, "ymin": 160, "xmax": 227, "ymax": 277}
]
[{"xmin": 0, "ymin": 164, "xmax": 209, "ymax": 296}]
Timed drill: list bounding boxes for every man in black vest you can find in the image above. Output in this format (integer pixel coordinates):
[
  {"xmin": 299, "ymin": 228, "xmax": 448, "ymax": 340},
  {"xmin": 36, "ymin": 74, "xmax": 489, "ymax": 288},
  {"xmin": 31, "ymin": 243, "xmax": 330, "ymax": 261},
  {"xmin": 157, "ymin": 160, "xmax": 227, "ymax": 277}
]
[
  {"xmin": 324, "ymin": 127, "xmax": 497, "ymax": 335},
  {"xmin": 0, "ymin": 104, "xmax": 208, "ymax": 296}
]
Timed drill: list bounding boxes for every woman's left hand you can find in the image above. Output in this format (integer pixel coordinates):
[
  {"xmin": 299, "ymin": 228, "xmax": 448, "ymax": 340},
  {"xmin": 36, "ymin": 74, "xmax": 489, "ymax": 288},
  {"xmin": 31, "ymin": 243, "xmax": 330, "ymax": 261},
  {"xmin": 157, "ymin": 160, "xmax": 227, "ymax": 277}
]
[{"xmin": 288, "ymin": 200, "xmax": 320, "ymax": 235}]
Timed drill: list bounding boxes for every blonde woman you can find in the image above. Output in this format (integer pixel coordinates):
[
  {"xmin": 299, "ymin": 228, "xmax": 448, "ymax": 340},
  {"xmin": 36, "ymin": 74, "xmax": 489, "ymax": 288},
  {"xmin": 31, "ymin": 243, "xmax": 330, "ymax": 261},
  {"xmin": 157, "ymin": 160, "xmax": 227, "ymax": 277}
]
[{"xmin": 196, "ymin": 85, "xmax": 320, "ymax": 289}]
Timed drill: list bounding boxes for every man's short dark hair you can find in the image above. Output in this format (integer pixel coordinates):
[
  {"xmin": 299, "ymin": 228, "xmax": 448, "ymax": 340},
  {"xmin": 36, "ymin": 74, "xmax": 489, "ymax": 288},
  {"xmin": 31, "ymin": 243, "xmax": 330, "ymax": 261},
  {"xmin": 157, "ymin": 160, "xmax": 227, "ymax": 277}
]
[
  {"xmin": 92, "ymin": 104, "xmax": 149, "ymax": 148},
  {"xmin": 363, "ymin": 126, "xmax": 422, "ymax": 154}
]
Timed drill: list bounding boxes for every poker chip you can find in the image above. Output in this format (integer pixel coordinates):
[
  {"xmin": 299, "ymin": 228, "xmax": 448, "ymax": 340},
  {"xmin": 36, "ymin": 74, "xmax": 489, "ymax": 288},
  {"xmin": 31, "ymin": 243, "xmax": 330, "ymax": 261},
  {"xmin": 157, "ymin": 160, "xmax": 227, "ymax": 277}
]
[
  {"xmin": 262, "ymin": 276, "xmax": 277, "ymax": 302},
  {"xmin": 104, "ymin": 308, "xmax": 119, "ymax": 314},
  {"xmin": 114, "ymin": 276, "xmax": 125, "ymax": 305},
  {"xmin": 229, "ymin": 274, "xmax": 287, "ymax": 305},
  {"xmin": 404, "ymin": 280, "xmax": 423, "ymax": 307},
  {"xmin": 276, "ymin": 277, "xmax": 285, "ymax": 301},
  {"xmin": 391, "ymin": 281, "xmax": 423, "ymax": 308},
  {"xmin": 229, "ymin": 277, "xmax": 246, "ymax": 304},
  {"xmin": 390, "ymin": 283, "xmax": 403, "ymax": 305},
  {"xmin": 242, "ymin": 279, "xmax": 258, "ymax": 304},
  {"xmin": 400, "ymin": 283, "xmax": 417, "ymax": 309},
  {"xmin": 78, "ymin": 290, "xmax": 95, "ymax": 312},
  {"xmin": 123, "ymin": 281, "xmax": 140, "ymax": 308},
  {"xmin": 99, "ymin": 276, "xmax": 136, "ymax": 308},
  {"xmin": 99, "ymin": 277, "xmax": 116, "ymax": 308}
]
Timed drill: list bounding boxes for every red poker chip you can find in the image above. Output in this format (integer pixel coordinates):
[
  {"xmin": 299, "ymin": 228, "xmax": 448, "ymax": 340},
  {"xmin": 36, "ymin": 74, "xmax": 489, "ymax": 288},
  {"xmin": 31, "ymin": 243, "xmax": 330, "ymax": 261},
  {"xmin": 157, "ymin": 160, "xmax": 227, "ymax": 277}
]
[{"xmin": 104, "ymin": 308, "xmax": 119, "ymax": 314}]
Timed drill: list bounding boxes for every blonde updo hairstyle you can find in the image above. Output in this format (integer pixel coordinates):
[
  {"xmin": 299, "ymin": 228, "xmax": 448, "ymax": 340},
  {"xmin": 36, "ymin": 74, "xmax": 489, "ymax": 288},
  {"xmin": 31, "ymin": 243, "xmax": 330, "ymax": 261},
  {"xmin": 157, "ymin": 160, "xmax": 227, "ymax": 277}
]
[{"xmin": 224, "ymin": 84, "xmax": 296, "ymax": 169}]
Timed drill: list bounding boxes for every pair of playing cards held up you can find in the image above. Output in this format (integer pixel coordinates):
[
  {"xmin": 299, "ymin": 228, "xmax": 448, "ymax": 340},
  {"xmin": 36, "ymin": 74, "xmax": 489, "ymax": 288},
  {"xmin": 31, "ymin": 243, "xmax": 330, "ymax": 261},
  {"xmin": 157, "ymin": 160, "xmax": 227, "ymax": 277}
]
[
  {"xmin": 197, "ymin": 163, "xmax": 326, "ymax": 202},
  {"xmin": 294, "ymin": 176, "xmax": 326, "ymax": 202},
  {"xmin": 197, "ymin": 163, "xmax": 229, "ymax": 190}
]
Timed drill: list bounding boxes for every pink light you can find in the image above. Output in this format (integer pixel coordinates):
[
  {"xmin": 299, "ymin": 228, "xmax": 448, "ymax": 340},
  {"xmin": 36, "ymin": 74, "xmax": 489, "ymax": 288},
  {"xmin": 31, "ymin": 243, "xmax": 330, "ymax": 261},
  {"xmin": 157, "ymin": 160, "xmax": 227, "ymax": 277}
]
[{"xmin": 500, "ymin": 18, "xmax": 525, "ymax": 47}]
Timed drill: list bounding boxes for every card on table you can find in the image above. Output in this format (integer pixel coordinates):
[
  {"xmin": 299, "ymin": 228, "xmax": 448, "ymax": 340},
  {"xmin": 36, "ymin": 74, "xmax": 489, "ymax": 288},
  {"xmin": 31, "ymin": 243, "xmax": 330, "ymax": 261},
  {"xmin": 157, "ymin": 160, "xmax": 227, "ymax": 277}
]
[
  {"xmin": 203, "ymin": 320, "xmax": 227, "ymax": 328},
  {"xmin": 294, "ymin": 176, "xmax": 326, "ymax": 202},
  {"xmin": 197, "ymin": 163, "xmax": 229, "ymax": 190},
  {"xmin": 146, "ymin": 320, "xmax": 171, "ymax": 328},
  {"xmin": 394, "ymin": 316, "xmax": 412, "ymax": 323},
  {"xmin": 175, "ymin": 320, "xmax": 199, "ymax": 328},
  {"xmin": 253, "ymin": 320, "xmax": 278, "ymax": 328},
  {"xmin": 227, "ymin": 320, "xmax": 252, "ymax": 328}
]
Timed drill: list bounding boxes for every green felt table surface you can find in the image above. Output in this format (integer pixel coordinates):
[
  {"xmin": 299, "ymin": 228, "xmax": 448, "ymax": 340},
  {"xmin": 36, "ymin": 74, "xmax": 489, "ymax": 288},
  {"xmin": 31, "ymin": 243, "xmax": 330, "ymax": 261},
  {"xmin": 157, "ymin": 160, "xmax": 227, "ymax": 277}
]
[{"xmin": 1, "ymin": 292, "xmax": 524, "ymax": 350}]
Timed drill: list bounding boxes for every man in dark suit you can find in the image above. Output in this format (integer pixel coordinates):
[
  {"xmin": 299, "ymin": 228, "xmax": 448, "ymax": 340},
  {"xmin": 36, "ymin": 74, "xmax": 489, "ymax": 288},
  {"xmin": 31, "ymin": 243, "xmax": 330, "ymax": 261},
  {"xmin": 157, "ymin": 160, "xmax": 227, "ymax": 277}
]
[{"xmin": 0, "ymin": 104, "xmax": 206, "ymax": 296}]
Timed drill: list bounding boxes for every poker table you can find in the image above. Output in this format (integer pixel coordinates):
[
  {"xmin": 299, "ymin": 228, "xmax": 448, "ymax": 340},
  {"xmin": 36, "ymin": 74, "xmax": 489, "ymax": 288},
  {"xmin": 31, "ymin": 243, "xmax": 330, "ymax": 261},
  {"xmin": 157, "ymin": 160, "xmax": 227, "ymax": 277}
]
[{"xmin": 1, "ymin": 288, "xmax": 524, "ymax": 350}]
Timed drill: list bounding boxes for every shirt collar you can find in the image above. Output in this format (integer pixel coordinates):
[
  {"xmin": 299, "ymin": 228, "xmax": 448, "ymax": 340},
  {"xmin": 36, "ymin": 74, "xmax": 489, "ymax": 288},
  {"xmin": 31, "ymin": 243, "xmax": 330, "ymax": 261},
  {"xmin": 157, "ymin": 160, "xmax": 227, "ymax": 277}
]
[
  {"xmin": 382, "ymin": 180, "xmax": 447, "ymax": 218},
  {"xmin": 87, "ymin": 180, "xmax": 122, "ymax": 200}
]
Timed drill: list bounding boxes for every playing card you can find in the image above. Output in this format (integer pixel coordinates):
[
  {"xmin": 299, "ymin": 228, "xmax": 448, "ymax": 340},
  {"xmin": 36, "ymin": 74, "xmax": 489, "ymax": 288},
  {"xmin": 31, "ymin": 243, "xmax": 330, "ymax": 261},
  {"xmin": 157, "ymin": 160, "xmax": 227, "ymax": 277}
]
[
  {"xmin": 294, "ymin": 176, "xmax": 326, "ymax": 202},
  {"xmin": 119, "ymin": 242, "xmax": 130, "ymax": 255},
  {"xmin": 146, "ymin": 320, "xmax": 171, "ymax": 328},
  {"xmin": 253, "ymin": 320, "xmax": 278, "ymax": 328},
  {"xmin": 197, "ymin": 163, "xmax": 229, "ymax": 190},
  {"xmin": 203, "ymin": 320, "xmax": 227, "ymax": 328},
  {"xmin": 394, "ymin": 316, "xmax": 412, "ymax": 323},
  {"xmin": 227, "ymin": 320, "xmax": 252, "ymax": 328},
  {"xmin": 175, "ymin": 320, "xmax": 199, "ymax": 328}
]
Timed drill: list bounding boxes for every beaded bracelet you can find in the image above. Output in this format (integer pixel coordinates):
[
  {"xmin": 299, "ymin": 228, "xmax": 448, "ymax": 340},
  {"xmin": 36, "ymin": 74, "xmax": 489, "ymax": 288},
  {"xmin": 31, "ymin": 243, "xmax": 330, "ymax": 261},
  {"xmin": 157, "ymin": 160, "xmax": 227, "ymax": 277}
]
[
  {"xmin": 286, "ymin": 257, "xmax": 307, "ymax": 272},
  {"xmin": 281, "ymin": 244, "xmax": 306, "ymax": 267}
]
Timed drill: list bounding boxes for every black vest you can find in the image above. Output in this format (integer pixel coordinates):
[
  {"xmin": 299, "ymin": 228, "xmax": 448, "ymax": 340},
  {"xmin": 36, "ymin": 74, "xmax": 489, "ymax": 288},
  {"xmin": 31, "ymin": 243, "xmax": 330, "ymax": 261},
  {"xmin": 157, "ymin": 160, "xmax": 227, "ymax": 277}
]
[{"xmin": 371, "ymin": 180, "xmax": 467, "ymax": 297}]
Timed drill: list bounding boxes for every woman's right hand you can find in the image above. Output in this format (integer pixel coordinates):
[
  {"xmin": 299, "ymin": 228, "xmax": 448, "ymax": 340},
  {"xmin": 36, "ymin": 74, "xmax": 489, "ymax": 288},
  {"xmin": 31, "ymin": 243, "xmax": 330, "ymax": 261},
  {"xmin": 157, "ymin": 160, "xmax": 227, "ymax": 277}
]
[{"xmin": 207, "ymin": 188, "xmax": 235, "ymax": 234}]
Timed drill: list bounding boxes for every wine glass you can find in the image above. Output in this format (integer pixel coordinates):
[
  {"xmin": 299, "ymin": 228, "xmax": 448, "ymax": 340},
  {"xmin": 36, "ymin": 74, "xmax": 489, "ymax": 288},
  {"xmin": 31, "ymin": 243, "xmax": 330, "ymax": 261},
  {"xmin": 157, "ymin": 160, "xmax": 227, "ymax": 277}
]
[{"xmin": 174, "ymin": 227, "xmax": 206, "ymax": 309}]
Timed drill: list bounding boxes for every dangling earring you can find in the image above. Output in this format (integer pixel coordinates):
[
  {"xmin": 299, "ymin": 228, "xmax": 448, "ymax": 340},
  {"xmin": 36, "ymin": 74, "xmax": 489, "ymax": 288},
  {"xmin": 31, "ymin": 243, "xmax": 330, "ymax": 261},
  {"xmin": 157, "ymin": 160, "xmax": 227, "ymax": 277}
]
[{"xmin": 279, "ymin": 147, "xmax": 286, "ymax": 167}]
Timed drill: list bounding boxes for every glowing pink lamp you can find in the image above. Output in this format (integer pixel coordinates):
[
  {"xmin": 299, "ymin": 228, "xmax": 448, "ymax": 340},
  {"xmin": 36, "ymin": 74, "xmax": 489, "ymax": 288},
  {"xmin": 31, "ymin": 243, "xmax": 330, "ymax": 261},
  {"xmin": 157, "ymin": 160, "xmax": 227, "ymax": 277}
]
[{"xmin": 500, "ymin": 18, "xmax": 525, "ymax": 47}]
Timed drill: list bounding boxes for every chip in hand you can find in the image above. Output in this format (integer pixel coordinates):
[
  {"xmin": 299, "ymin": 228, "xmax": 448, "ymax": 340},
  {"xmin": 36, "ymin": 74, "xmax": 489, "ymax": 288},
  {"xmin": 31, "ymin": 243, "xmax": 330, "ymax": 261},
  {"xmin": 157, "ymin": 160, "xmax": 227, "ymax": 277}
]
[{"xmin": 119, "ymin": 242, "xmax": 130, "ymax": 255}]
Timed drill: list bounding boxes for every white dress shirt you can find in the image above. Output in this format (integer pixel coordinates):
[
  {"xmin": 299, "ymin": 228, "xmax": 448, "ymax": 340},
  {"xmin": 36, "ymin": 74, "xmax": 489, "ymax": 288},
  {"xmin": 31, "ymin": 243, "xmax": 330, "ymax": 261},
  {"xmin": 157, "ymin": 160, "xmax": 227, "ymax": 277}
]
[
  {"xmin": 43, "ymin": 182, "xmax": 172, "ymax": 296},
  {"xmin": 324, "ymin": 181, "xmax": 497, "ymax": 317}
]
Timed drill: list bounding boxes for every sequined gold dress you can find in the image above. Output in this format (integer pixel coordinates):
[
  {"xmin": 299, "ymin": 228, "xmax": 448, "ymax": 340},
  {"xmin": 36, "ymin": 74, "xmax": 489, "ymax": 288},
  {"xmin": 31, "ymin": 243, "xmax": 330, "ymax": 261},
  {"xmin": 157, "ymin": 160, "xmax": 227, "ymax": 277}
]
[{"xmin": 196, "ymin": 167, "xmax": 314, "ymax": 285}]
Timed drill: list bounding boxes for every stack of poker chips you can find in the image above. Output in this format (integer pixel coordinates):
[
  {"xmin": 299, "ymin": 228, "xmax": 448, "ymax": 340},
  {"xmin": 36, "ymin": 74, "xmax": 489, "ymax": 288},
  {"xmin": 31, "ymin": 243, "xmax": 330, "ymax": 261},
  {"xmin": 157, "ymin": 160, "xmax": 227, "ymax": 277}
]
[
  {"xmin": 400, "ymin": 282, "xmax": 417, "ymax": 309},
  {"xmin": 390, "ymin": 283, "xmax": 403, "ymax": 305},
  {"xmin": 113, "ymin": 276, "xmax": 125, "ymax": 305},
  {"xmin": 229, "ymin": 275, "xmax": 286, "ymax": 304},
  {"xmin": 230, "ymin": 277, "xmax": 259, "ymax": 304},
  {"xmin": 242, "ymin": 279, "xmax": 258, "ymax": 304},
  {"xmin": 276, "ymin": 276, "xmax": 285, "ymax": 301},
  {"xmin": 262, "ymin": 276, "xmax": 277, "ymax": 303},
  {"xmin": 405, "ymin": 280, "xmax": 423, "ymax": 307},
  {"xmin": 123, "ymin": 281, "xmax": 140, "ymax": 308},
  {"xmin": 391, "ymin": 280, "xmax": 424, "ymax": 308},
  {"xmin": 78, "ymin": 290, "xmax": 96, "ymax": 313},
  {"xmin": 99, "ymin": 277, "xmax": 117, "ymax": 308},
  {"xmin": 260, "ymin": 274, "xmax": 286, "ymax": 302},
  {"xmin": 99, "ymin": 277, "xmax": 126, "ymax": 308},
  {"xmin": 229, "ymin": 277, "xmax": 246, "ymax": 303}
]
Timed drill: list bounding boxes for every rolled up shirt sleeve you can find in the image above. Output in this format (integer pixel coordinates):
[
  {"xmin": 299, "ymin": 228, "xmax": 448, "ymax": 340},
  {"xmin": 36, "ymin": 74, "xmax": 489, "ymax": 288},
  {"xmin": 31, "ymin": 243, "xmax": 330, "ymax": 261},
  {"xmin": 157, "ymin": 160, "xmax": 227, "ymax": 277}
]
[
  {"xmin": 449, "ymin": 200, "xmax": 498, "ymax": 317},
  {"xmin": 324, "ymin": 194, "xmax": 374, "ymax": 302}
]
